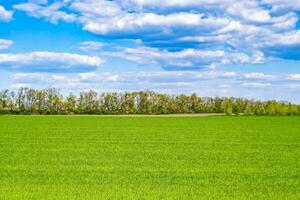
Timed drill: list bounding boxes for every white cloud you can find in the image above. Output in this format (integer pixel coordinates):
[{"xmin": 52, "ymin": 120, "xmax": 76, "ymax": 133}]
[
  {"xmin": 78, "ymin": 72, "xmax": 97, "ymax": 80},
  {"xmin": 125, "ymin": 0, "xmax": 300, "ymax": 22},
  {"xmin": 242, "ymin": 82, "xmax": 273, "ymax": 88},
  {"xmin": 287, "ymin": 74, "xmax": 300, "ymax": 80},
  {"xmin": 180, "ymin": 35, "xmax": 231, "ymax": 43},
  {"xmin": 11, "ymin": 83, "xmax": 31, "ymax": 89},
  {"xmin": 11, "ymin": 71, "xmax": 216, "ymax": 91},
  {"xmin": 125, "ymin": 0, "xmax": 210, "ymax": 6},
  {"xmin": 78, "ymin": 41, "xmax": 105, "ymax": 51},
  {"xmin": 11, "ymin": 0, "xmax": 300, "ymax": 69},
  {"xmin": 0, "ymin": 51, "xmax": 104, "ymax": 72},
  {"xmin": 225, "ymin": 1, "xmax": 271, "ymax": 23},
  {"xmin": 13, "ymin": 2, "xmax": 76, "ymax": 24},
  {"xmin": 260, "ymin": 30, "xmax": 300, "ymax": 48},
  {"xmin": 11, "ymin": 72, "xmax": 81, "ymax": 89},
  {"xmin": 12, "ymin": 72, "xmax": 67, "ymax": 83},
  {"xmin": 70, "ymin": 0, "xmax": 122, "ymax": 18},
  {"xmin": 11, "ymin": 70, "xmax": 287, "ymax": 101},
  {"xmin": 30, "ymin": 0, "xmax": 49, "ymax": 5},
  {"xmin": 220, "ymin": 72, "xmax": 238, "ymax": 78},
  {"xmin": 122, "ymin": 0, "xmax": 234, "ymax": 10},
  {"xmin": 262, "ymin": 0, "xmax": 300, "ymax": 12},
  {"xmin": 81, "ymin": 12, "xmax": 204, "ymax": 35},
  {"xmin": 108, "ymin": 46, "xmax": 260, "ymax": 69},
  {"xmin": 79, "ymin": 72, "xmax": 120, "ymax": 81},
  {"xmin": 124, "ymin": 0, "xmax": 293, "ymax": 25},
  {"xmin": 12, "ymin": 73, "xmax": 42, "ymax": 80},
  {"xmin": 244, "ymin": 72, "xmax": 276, "ymax": 80},
  {"xmin": 0, "ymin": 39, "xmax": 13, "ymax": 50},
  {"xmin": 0, "ymin": 5, "xmax": 13, "ymax": 22},
  {"xmin": 52, "ymin": 74, "xmax": 65, "ymax": 81},
  {"xmin": 219, "ymin": 84, "xmax": 232, "ymax": 89}
]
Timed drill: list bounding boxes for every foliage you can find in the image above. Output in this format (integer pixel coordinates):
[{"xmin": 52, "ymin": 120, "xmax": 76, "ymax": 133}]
[{"xmin": 0, "ymin": 88, "xmax": 299, "ymax": 115}]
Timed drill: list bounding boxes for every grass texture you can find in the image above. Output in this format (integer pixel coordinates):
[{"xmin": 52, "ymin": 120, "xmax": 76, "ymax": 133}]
[{"xmin": 0, "ymin": 116, "xmax": 299, "ymax": 199}]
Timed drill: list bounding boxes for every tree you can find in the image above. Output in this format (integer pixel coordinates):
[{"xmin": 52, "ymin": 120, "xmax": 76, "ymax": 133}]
[
  {"xmin": 0, "ymin": 88, "xmax": 299, "ymax": 116},
  {"xmin": 78, "ymin": 90, "xmax": 99, "ymax": 114},
  {"xmin": 65, "ymin": 93, "xmax": 77, "ymax": 114},
  {"xmin": 223, "ymin": 98, "xmax": 233, "ymax": 115},
  {"xmin": 136, "ymin": 91, "xmax": 152, "ymax": 114},
  {"xmin": 0, "ymin": 90, "xmax": 11, "ymax": 114},
  {"xmin": 120, "ymin": 92, "xmax": 137, "ymax": 114},
  {"xmin": 45, "ymin": 88, "xmax": 62, "ymax": 114},
  {"xmin": 266, "ymin": 101, "xmax": 276, "ymax": 116},
  {"xmin": 36, "ymin": 90, "xmax": 47, "ymax": 114}
]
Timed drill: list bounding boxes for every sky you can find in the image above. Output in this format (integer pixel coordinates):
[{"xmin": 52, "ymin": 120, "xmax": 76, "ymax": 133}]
[{"xmin": 1, "ymin": 0, "xmax": 300, "ymax": 102}]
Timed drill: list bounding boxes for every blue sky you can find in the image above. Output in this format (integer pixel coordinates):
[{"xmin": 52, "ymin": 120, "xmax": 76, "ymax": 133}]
[{"xmin": 1, "ymin": 0, "xmax": 300, "ymax": 102}]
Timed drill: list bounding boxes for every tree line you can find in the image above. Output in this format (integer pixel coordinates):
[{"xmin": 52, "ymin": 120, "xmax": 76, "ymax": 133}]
[{"xmin": 0, "ymin": 88, "xmax": 299, "ymax": 115}]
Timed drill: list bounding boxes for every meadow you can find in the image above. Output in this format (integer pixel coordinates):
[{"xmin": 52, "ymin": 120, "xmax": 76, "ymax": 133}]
[{"xmin": 0, "ymin": 116, "xmax": 299, "ymax": 199}]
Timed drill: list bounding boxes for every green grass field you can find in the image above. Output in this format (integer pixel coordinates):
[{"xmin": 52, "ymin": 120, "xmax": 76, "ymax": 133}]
[{"xmin": 0, "ymin": 116, "xmax": 299, "ymax": 199}]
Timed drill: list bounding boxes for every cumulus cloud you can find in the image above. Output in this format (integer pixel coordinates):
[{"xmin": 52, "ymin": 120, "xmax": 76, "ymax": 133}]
[
  {"xmin": 13, "ymin": 2, "xmax": 76, "ymax": 24},
  {"xmin": 0, "ymin": 39, "xmax": 13, "ymax": 50},
  {"xmin": 0, "ymin": 5, "xmax": 13, "ymax": 22},
  {"xmin": 80, "ymin": 12, "xmax": 205, "ymax": 35},
  {"xmin": 108, "ymin": 46, "xmax": 260, "ymax": 69},
  {"xmin": 262, "ymin": 0, "xmax": 300, "ymax": 12},
  {"xmin": 11, "ymin": 0, "xmax": 300, "ymax": 69},
  {"xmin": 226, "ymin": 1, "xmax": 271, "ymax": 23},
  {"xmin": 0, "ymin": 51, "xmax": 104, "ymax": 72},
  {"xmin": 123, "ymin": 0, "xmax": 297, "ymax": 24},
  {"xmin": 124, "ymin": 0, "xmax": 225, "ymax": 7},
  {"xmin": 70, "ymin": 0, "xmax": 122, "ymax": 18}
]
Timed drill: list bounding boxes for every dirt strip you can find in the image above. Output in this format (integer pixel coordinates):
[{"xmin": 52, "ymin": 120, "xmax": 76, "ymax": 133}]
[
  {"xmin": 3, "ymin": 113, "xmax": 226, "ymax": 117},
  {"xmin": 71, "ymin": 113, "xmax": 226, "ymax": 117}
]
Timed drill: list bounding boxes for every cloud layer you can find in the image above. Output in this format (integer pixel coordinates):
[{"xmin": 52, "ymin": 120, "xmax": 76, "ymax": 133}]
[
  {"xmin": 0, "ymin": 51, "xmax": 104, "ymax": 72},
  {"xmin": 10, "ymin": 70, "xmax": 300, "ymax": 102},
  {"xmin": 12, "ymin": 0, "xmax": 300, "ymax": 69}
]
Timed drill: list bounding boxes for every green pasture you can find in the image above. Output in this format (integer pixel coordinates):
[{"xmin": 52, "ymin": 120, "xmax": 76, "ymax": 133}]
[{"xmin": 0, "ymin": 116, "xmax": 299, "ymax": 199}]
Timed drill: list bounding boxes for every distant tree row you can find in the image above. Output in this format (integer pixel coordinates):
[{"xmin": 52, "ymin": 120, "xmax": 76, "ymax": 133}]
[{"xmin": 0, "ymin": 88, "xmax": 299, "ymax": 115}]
